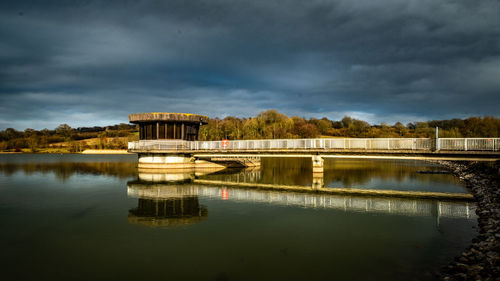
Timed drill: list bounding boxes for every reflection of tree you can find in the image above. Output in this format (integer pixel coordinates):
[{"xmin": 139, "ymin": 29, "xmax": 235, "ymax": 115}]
[
  {"xmin": 128, "ymin": 197, "xmax": 208, "ymax": 227},
  {"xmin": 200, "ymin": 158, "xmax": 460, "ymax": 187},
  {"xmin": 260, "ymin": 158, "xmax": 311, "ymax": 186},
  {"xmin": 202, "ymin": 158, "xmax": 312, "ymax": 186},
  {"xmin": 324, "ymin": 159, "xmax": 460, "ymax": 187},
  {"xmin": 0, "ymin": 162, "xmax": 137, "ymax": 181}
]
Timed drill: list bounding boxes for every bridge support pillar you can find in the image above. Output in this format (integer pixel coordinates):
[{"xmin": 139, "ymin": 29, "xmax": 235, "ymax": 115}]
[
  {"xmin": 312, "ymin": 156, "xmax": 324, "ymax": 189},
  {"xmin": 312, "ymin": 175, "xmax": 324, "ymax": 189},
  {"xmin": 312, "ymin": 156, "xmax": 324, "ymax": 173}
]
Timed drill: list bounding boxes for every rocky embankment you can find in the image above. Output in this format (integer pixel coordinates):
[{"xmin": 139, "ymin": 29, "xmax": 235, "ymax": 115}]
[{"xmin": 437, "ymin": 161, "xmax": 499, "ymax": 280}]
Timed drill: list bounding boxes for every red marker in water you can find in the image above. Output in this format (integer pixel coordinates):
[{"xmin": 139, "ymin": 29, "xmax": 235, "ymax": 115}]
[{"xmin": 221, "ymin": 189, "xmax": 229, "ymax": 200}]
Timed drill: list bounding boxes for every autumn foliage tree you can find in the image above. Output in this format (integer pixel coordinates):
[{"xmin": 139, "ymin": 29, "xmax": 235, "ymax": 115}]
[{"xmin": 195, "ymin": 110, "xmax": 500, "ymax": 141}]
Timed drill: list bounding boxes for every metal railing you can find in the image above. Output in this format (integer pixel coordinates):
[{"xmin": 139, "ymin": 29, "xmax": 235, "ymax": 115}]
[
  {"xmin": 128, "ymin": 140, "xmax": 192, "ymax": 151},
  {"xmin": 439, "ymin": 138, "xmax": 499, "ymax": 151},
  {"xmin": 128, "ymin": 137, "xmax": 499, "ymax": 152},
  {"xmin": 190, "ymin": 138, "xmax": 435, "ymax": 150}
]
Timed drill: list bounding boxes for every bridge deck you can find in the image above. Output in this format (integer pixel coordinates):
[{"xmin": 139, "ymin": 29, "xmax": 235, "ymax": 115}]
[
  {"xmin": 128, "ymin": 138, "xmax": 500, "ymax": 158},
  {"xmin": 128, "ymin": 149, "xmax": 500, "ymax": 161}
]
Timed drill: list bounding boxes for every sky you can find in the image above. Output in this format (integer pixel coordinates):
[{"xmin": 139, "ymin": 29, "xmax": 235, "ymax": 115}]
[{"xmin": 1, "ymin": 0, "xmax": 499, "ymax": 130}]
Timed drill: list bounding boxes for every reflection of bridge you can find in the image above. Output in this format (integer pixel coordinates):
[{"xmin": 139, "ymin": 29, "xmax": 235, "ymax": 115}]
[
  {"xmin": 127, "ymin": 182, "xmax": 476, "ymax": 220},
  {"xmin": 192, "ymin": 179, "xmax": 474, "ymax": 201}
]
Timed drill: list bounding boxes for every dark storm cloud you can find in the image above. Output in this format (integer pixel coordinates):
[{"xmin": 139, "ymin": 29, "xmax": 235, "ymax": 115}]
[{"xmin": 0, "ymin": 0, "xmax": 499, "ymax": 129}]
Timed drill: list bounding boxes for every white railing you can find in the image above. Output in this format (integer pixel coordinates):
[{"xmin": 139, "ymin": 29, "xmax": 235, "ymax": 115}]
[
  {"xmin": 439, "ymin": 138, "xmax": 499, "ymax": 151},
  {"xmin": 128, "ymin": 140, "xmax": 191, "ymax": 151},
  {"xmin": 187, "ymin": 138, "xmax": 435, "ymax": 150},
  {"xmin": 128, "ymin": 138, "xmax": 500, "ymax": 152}
]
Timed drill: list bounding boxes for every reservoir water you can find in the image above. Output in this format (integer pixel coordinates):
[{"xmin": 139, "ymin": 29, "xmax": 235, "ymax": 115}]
[{"xmin": 0, "ymin": 154, "xmax": 477, "ymax": 281}]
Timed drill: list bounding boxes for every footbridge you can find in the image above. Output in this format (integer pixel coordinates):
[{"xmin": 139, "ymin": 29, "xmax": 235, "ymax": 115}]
[
  {"xmin": 127, "ymin": 113, "xmax": 499, "ymax": 184},
  {"xmin": 129, "ymin": 138, "xmax": 500, "ymax": 158},
  {"xmin": 129, "ymin": 138, "xmax": 500, "ymax": 174}
]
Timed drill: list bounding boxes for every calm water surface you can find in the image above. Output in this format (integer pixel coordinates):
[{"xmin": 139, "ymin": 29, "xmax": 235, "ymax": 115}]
[{"xmin": 0, "ymin": 154, "xmax": 477, "ymax": 281}]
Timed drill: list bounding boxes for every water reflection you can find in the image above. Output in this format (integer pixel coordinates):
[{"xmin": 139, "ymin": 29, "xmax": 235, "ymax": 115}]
[
  {"xmin": 128, "ymin": 196, "xmax": 208, "ymax": 228},
  {"xmin": 0, "ymin": 156, "xmax": 465, "ymax": 193},
  {"xmin": 204, "ymin": 158, "xmax": 467, "ymax": 193},
  {"xmin": 0, "ymin": 161, "xmax": 137, "ymax": 180},
  {"xmin": 324, "ymin": 158, "xmax": 461, "ymax": 188},
  {"xmin": 137, "ymin": 168, "xmax": 229, "ymax": 183},
  {"xmin": 127, "ymin": 182, "xmax": 208, "ymax": 227},
  {"xmin": 0, "ymin": 155, "xmax": 474, "ymax": 221},
  {"xmin": 0, "ymin": 155, "xmax": 479, "ymax": 280},
  {"xmin": 128, "ymin": 177, "xmax": 476, "ymax": 222}
]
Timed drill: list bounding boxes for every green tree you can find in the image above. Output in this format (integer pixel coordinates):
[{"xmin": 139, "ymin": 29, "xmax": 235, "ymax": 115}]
[
  {"xmin": 316, "ymin": 118, "xmax": 333, "ymax": 135},
  {"xmin": 242, "ymin": 118, "xmax": 264, "ymax": 139},
  {"xmin": 347, "ymin": 119, "xmax": 370, "ymax": 137},
  {"xmin": 393, "ymin": 122, "xmax": 407, "ymax": 136},
  {"xmin": 256, "ymin": 110, "xmax": 293, "ymax": 139},
  {"xmin": 55, "ymin": 124, "xmax": 73, "ymax": 140},
  {"xmin": 0, "ymin": 141, "xmax": 8, "ymax": 151},
  {"xmin": 414, "ymin": 122, "xmax": 433, "ymax": 137}
]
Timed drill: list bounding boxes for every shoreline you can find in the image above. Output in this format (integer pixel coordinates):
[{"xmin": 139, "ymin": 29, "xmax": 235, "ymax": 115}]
[
  {"xmin": 436, "ymin": 160, "xmax": 499, "ymax": 280},
  {"xmin": 0, "ymin": 149, "xmax": 133, "ymax": 154},
  {"xmin": 80, "ymin": 149, "xmax": 131, "ymax": 154}
]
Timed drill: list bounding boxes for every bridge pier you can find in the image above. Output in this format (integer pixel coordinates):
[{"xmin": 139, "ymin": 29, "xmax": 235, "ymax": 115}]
[
  {"xmin": 312, "ymin": 156, "xmax": 324, "ymax": 189},
  {"xmin": 312, "ymin": 156, "xmax": 324, "ymax": 173},
  {"xmin": 312, "ymin": 175, "xmax": 324, "ymax": 189}
]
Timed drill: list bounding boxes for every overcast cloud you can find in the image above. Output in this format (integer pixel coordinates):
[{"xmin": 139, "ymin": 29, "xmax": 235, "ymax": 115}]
[{"xmin": 1, "ymin": 0, "xmax": 499, "ymax": 129}]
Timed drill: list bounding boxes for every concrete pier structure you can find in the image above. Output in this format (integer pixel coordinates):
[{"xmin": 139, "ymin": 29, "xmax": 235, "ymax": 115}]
[
  {"xmin": 312, "ymin": 155, "xmax": 324, "ymax": 189},
  {"xmin": 312, "ymin": 155, "xmax": 324, "ymax": 173},
  {"xmin": 137, "ymin": 153, "xmax": 194, "ymax": 169}
]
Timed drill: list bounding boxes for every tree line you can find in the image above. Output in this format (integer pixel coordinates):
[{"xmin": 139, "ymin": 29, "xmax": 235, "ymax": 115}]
[
  {"xmin": 0, "ymin": 123, "xmax": 137, "ymax": 152},
  {"xmin": 0, "ymin": 110, "xmax": 499, "ymax": 152},
  {"xmin": 198, "ymin": 110, "xmax": 500, "ymax": 140}
]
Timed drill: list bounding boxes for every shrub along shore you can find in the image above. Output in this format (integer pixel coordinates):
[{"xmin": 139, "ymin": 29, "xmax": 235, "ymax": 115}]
[
  {"xmin": 0, "ymin": 149, "xmax": 131, "ymax": 154},
  {"xmin": 437, "ymin": 161, "xmax": 499, "ymax": 280}
]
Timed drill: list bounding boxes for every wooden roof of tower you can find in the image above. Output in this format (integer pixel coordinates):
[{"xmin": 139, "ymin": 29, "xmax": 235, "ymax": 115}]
[{"xmin": 129, "ymin": 113, "xmax": 209, "ymax": 124}]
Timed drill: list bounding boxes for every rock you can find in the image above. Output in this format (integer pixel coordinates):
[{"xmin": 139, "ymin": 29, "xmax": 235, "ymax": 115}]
[
  {"xmin": 437, "ymin": 161, "xmax": 500, "ymax": 281},
  {"xmin": 456, "ymin": 263, "xmax": 468, "ymax": 271},
  {"xmin": 453, "ymin": 272, "xmax": 467, "ymax": 280}
]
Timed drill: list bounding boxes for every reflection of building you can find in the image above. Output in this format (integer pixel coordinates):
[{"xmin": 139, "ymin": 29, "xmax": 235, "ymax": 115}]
[
  {"xmin": 128, "ymin": 197, "xmax": 208, "ymax": 227},
  {"xmin": 136, "ymin": 168, "xmax": 229, "ymax": 183},
  {"xmin": 127, "ymin": 182, "xmax": 208, "ymax": 228},
  {"xmin": 137, "ymin": 171, "xmax": 195, "ymax": 183}
]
